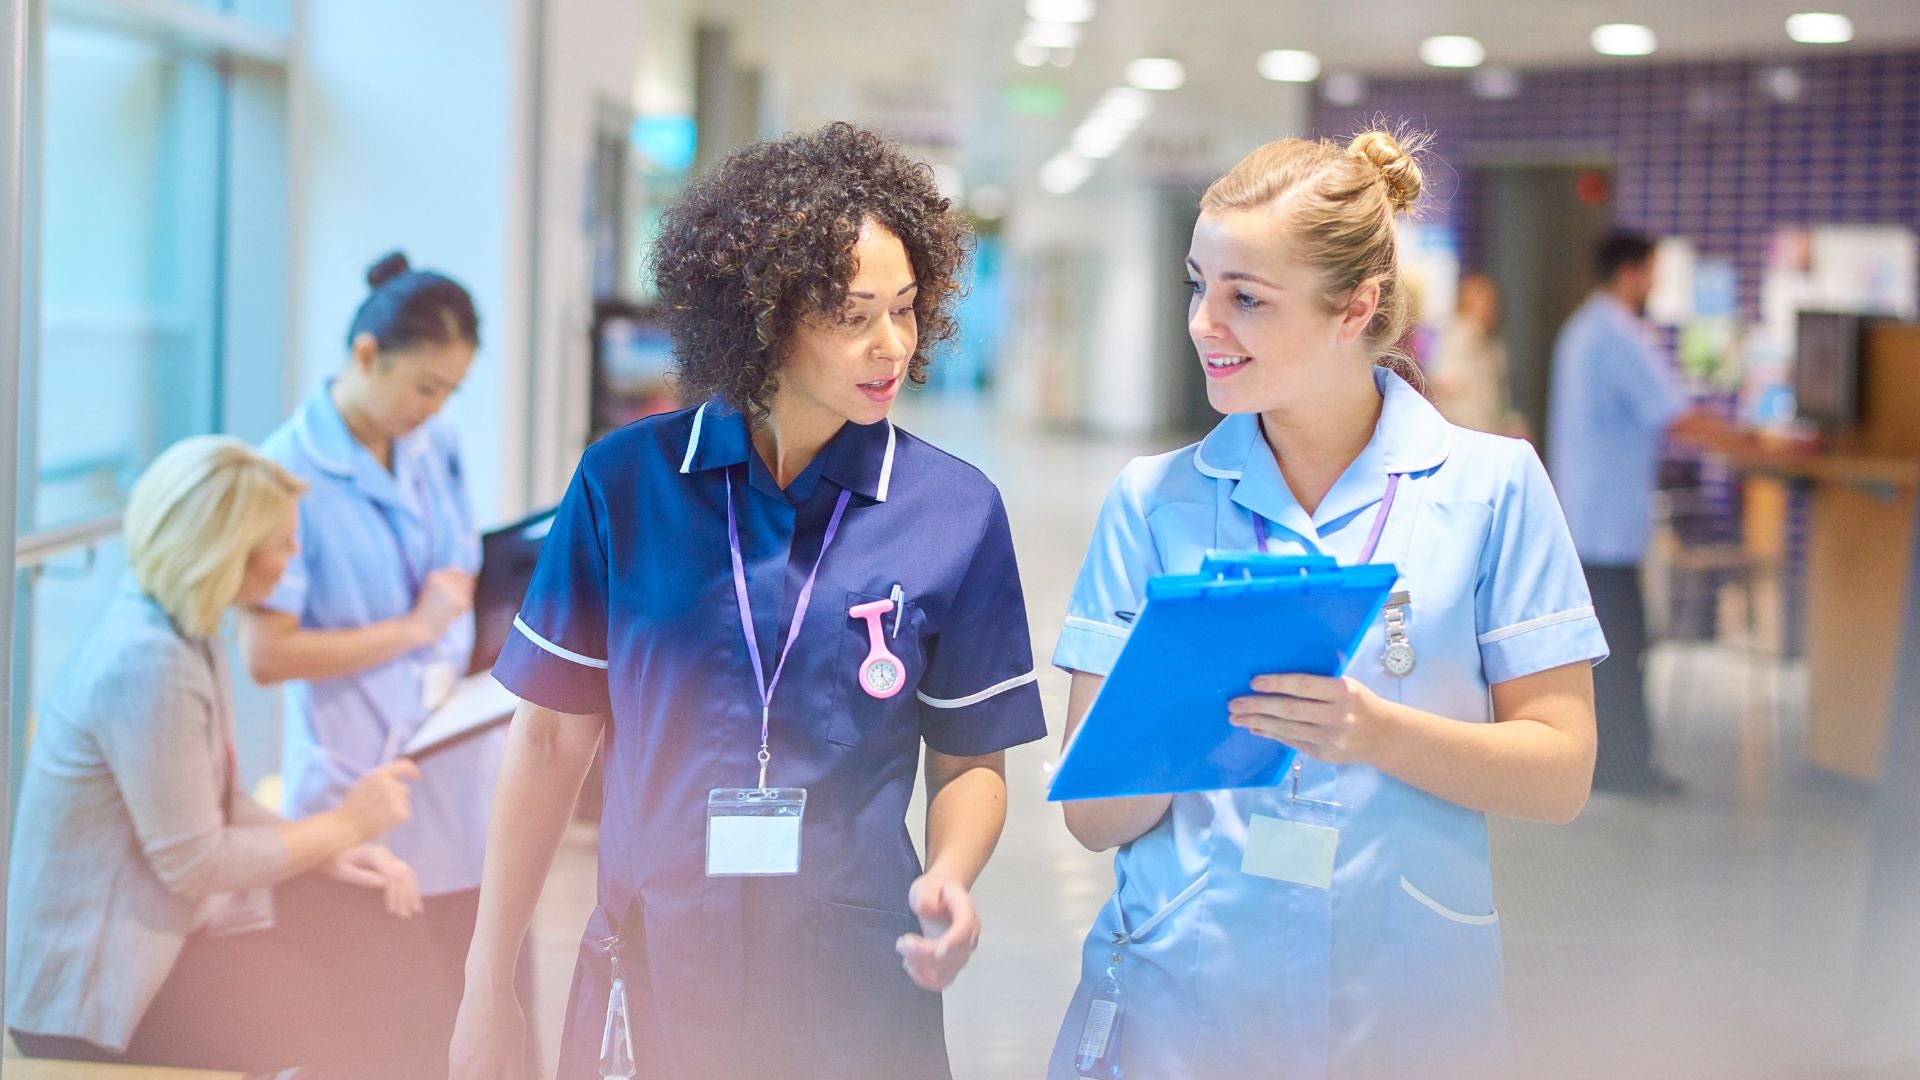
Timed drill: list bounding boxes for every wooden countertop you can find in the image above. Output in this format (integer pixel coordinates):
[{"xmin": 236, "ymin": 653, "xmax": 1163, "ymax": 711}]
[{"xmin": 1693, "ymin": 435, "xmax": 1918, "ymax": 490}]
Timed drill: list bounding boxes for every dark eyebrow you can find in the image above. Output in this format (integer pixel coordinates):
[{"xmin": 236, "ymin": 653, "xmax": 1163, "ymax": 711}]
[
  {"xmin": 1185, "ymin": 257, "xmax": 1279, "ymax": 290},
  {"xmin": 847, "ymin": 281, "xmax": 920, "ymax": 300}
]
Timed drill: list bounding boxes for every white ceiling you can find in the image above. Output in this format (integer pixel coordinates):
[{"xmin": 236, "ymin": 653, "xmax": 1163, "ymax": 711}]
[{"xmin": 712, "ymin": 0, "xmax": 1920, "ymax": 187}]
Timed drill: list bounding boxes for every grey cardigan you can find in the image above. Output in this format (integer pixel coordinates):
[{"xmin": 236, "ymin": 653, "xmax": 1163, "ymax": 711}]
[{"xmin": 6, "ymin": 581, "xmax": 287, "ymax": 1050}]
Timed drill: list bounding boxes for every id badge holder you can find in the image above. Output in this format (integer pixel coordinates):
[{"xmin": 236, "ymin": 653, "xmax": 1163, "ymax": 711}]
[
  {"xmin": 706, "ymin": 787, "xmax": 807, "ymax": 876},
  {"xmin": 1242, "ymin": 763, "xmax": 1344, "ymax": 890}
]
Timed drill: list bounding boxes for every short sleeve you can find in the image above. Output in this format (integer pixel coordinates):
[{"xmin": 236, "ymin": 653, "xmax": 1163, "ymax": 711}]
[
  {"xmin": 259, "ymin": 504, "xmax": 312, "ymax": 616},
  {"xmin": 915, "ymin": 491, "xmax": 1048, "ymax": 757},
  {"xmin": 1051, "ymin": 469, "xmax": 1163, "ymax": 677},
  {"xmin": 1474, "ymin": 444, "xmax": 1611, "ymax": 684},
  {"xmin": 1615, "ymin": 328, "xmax": 1687, "ymax": 432},
  {"xmin": 492, "ymin": 461, "xmax": 612, "ymax": 715}
]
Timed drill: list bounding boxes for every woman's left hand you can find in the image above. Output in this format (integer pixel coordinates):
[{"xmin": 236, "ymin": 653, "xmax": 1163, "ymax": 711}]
[
  {"xmin": 1228, "ymin": 674, "xmax": 1392, "ymax": 765},
  {"xmin": 895, "ymin": 871, "xmax": 981, "ymax": 992},
  {"xmin": 324, "ymin": 843, "xmax": 424, "ymax": 918}
]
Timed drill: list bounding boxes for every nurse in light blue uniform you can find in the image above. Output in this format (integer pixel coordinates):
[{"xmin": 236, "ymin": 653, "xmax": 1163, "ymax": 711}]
[
  {"xmin": 1050, "ymin": 132, "xmax": 1609, "ymax": 1080},
  {"xmin": 244, "ymin": 253, "xmax": 507, "ymax": 1036}
]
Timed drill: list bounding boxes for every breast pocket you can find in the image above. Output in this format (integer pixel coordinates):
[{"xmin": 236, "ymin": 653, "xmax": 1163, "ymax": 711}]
[{"xmin": 830, "ymin": 590, "xmax": 928, "ymax": 748}]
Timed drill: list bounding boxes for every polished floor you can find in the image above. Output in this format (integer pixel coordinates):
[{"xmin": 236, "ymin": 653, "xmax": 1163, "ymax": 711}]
[{"xmin": 526, "ymin": 399, "xmax": 1919, "ymax": 1079}]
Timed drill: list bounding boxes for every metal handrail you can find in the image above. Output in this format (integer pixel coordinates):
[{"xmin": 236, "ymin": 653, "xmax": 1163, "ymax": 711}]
[{"xmin": 14, "ymin": 513, "xmax": 121, "ymax": 570}]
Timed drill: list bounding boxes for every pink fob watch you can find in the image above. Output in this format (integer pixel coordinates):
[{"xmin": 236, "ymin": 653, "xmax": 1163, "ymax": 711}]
[{"xmin": 847, "ymin": 598, "xmax": 906, "ymax": 699}]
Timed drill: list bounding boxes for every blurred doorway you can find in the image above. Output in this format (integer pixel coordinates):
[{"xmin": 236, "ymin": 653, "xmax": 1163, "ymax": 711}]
[{"xmin": 1474, "ymin": 162, "xmax": 1615, "ymax": 454}]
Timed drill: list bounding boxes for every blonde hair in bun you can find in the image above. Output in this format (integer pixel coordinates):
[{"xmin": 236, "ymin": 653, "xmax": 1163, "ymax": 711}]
[
  {"xmin": 1347, "ymin": 129, "xmax": 1425, "ymax": 214},
  {"xmin": 1200, "ymin": 124, "xmax": 1433, "ymax": 377}
]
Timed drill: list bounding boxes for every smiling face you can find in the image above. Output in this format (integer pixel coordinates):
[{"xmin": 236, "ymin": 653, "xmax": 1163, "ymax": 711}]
[
  {"xmin": 776, "ymin": 218, "xmax": 920, "ymax": 428},
  {"xmin": 1186, "ymin": 207, "xmax": 1379, "ymax": 416}
]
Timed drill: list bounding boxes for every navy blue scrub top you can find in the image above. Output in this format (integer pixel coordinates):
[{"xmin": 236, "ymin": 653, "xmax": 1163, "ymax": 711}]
[{"xmin": 494, "ymin": 401, "xmax": 1046, "ymax": 1079}]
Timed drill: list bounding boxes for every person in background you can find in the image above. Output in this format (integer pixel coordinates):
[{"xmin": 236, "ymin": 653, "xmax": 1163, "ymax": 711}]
[
  {"xmin": 241, "ymin": 252, "xmax": 534, "ymax": 1060},
  {"xmin": 6, "ymin": 436, "xmax": 447, "ymax": 1078},
  {"xmin": 1431, "ymin": 271, "xmax": 1525, "ymax": 436},
  {"xmin": 1545, "ymin": 231, "xmax": 1735, "ymax": 796}
]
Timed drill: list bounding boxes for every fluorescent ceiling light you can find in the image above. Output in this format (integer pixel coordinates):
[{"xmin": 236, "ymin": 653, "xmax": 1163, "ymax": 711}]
[
  {"xmin": 1091, "ymin": 86, "xmax": 1154, "ymax": 122},
  {"xmin": 1040, "ymin": 152, "xmax": 1093, "ymax": 195},
  {"xmin": 1786, "ymin": 12, "xmax": 1853, "ymax": 44},
  {"xmin": 1023, "ymin": 21, "xmax": 1082, "ymax": 49},
  {"xmin": 1126, "ymin": 57, "xmax": 1187, "ymax": 91},
  {"xmin": 1013, "ymin": 40, "xmax": 1049, "ymax": 67},
  {"xmin": 1072, "ymin": 126, "xmax": 1129, "ymax": 159},
  {"xmin": 1257, "ymin": 49, "xmax": 1322, "ymax": 83},
  {"xmin": 1027, "ymin": 0, "xmax": 1095, "ymax": 23},
  {"xmin": 1471, "ymin": 68, "xmax": 1521, "ymax": 99},
  {"xmin": 1591, "ymin": 23, "xmax": 1658, "ymax": 56},
  {"xmin": 1419, "ymin": 35, "xmax": 1485, "ymax": 69}
]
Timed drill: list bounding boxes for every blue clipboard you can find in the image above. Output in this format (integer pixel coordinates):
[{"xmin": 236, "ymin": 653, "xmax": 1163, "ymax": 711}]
[{"xmin": 1048, "ymin": 554, "xmax": 1398, "ymax": 801}]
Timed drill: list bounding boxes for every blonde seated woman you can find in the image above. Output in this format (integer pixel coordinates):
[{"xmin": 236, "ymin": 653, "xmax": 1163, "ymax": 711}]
[{"xmin": 5, "ymin": 437, "xmax": 456, "ymax": 1078}]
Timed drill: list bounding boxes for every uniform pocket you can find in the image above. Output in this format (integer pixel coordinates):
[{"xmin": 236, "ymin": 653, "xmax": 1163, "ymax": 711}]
[
  {"xmin": 811, "ymin": 901, "xmax": 949, "ymax": 1077},
  {"xmin": 830, "ymin": 590, "xmax": 927, "ymax": 748},
  {"xmin": 1389, "ymin": 873, "xmax": 1510, "ymax": 1077}
]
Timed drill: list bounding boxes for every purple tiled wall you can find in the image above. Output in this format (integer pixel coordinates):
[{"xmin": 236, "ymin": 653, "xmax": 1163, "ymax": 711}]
[
  {"xmin": 1316, "ymin": 49, "xmax": 1920, "ymax": 658},
  {"xmin": 1313, "ymin": 49, "xmax": 1920, "ymax": 321}
]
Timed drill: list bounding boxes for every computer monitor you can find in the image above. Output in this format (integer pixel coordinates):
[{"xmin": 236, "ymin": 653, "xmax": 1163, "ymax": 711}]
[
  {"xmin": 468, "ymin": 507, "xmax": 557, "ymax": 675},
  {"xmin": 1793, "ymin": 310, "xmax": 1864, "ymax": 432}
]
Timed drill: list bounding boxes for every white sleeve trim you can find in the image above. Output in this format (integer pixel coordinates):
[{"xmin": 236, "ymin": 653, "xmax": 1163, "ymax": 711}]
[
  {"xmin": 916, "ymin": 670, "xmax": 1037, "ymax": 709},
  {"xmin": 1063, "ymin": 615, "xmax": 1132, "ymax": 640},
  {"xmin": 513, "ymin": 615, "xmax": 610, "ymax": 669},
  {"xmin": 1476, "ymin": 605, "xmax": 1595, "ymax": 646}
]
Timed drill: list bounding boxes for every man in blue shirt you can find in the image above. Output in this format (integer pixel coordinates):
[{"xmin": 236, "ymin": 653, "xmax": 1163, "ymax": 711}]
[{"xmin": 1547, "ymin": 232, "xmax": 1717, "ymax": 796}]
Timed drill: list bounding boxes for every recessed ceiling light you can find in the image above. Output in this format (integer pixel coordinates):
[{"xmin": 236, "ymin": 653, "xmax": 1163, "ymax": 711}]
[
  {"xmin": 1125, "ymin": 57, "xmax": 1187, "ymax": 91},
  {"xmin": 1258, "ymin": 49, "xmax": 1322, "ymax": 83},
  {"xmin": 1591, "ymin": 23, "xmax": 1658, "ymax": 57},
  {"xmin": 1420, "ymin": 35, "xmax": 1486, "ymax": 69},
  {"xmin": 1027, "ymin": 0, "xmax": 1096, "ymax": 23},
  {"xmin": 1786, "ymin": 12, "xmax": 1854, "ymax": 44},
  {"xmin": 1471, "ymin": 68, "xmax": 1522, "ymax": 99},
  {"xmin": 1013, "ymin": 40, "xmax": 1048, "ymax": 67},
  {"xmin": 1023, "ymin": 21, "xmax": 1082, "ymax": 49},
  {"xmin": 1048, "ymin": 47, "xmax": 1077, "ymax": 68},
  {"xmin": 1322, "ymin": 73, "xmax": 1368, "ymax": 106}
]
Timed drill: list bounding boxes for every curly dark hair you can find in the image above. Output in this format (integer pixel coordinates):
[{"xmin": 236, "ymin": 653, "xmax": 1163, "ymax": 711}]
[{"xmin": 648, "ymin": 122, "xmax": 971, "ymax": 422}]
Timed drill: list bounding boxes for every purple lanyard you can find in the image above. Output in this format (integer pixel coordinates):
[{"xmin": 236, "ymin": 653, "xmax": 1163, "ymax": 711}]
[
  {"xmin": 1252, "ymin": 473, "xmax": 1402, "ymax": 564},
  {"xmin": 725, "ymin": 467, "xmax": 852, "ymax": 789},
  {"xmin": 376, "ymin": 461, "xmax": 439, "ymax": 596}
]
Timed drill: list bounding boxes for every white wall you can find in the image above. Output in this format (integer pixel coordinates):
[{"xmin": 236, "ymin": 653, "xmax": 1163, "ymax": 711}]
[
  {"xmin": 288, "ymin": 0, "xmax": 533, "ymax": 526},
  {"xmin": 291, "ymin": 0, "xmax": 689, "ymax": 521},
  {"xmin": 524, "ymin": 0, "xmax": 692, "ymax": 508}
]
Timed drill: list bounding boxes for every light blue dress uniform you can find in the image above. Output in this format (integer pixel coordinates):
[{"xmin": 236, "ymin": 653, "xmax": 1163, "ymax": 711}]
[
  {"xmin": 259, "ymin": 383, "xmax": 495, "ymax": 897},
  {"xmin": 1049, "ymin": 367, "xmax": 1609, "ymax": 1079},
  {"xmin": 1545, "ymin": 292, "xmax": 1687, "ymax": 567}
]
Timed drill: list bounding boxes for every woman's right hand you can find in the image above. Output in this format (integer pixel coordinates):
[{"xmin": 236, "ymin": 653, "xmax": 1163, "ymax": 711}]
[
  {"xmin": 410, "ymin": 567, "xmax": 476, "ymax": 642},
  {"xmin": 336, "ymin": 758, "xmax": 421, "ymax": 840},
  {"xmin": 448, "ymin": 983, "xmax": 527, "ymax": 1080}
]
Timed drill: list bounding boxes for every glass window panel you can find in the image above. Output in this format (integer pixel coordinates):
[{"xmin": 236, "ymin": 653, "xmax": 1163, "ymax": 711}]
[{"xmin": 32, "ymin": 21, "xmax": 224, "ymax": 531}]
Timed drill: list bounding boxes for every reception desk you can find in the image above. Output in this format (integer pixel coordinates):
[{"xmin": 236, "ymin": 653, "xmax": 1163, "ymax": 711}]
[{"xmin": 1714, "ymin": 322, "xmax": 1920, "ymax": 782}]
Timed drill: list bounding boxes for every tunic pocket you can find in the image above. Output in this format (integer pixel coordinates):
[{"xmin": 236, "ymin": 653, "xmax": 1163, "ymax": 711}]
[
  {"xmin": 830, "ymin": 590, "xmax": 928, "ymax": 748},
  {"xmin": 1389, "ymin": 873, "xmax": 1510, "ymax": 1076},
  {"xmin": 810, "ymin": 900, "xmax": 950, "ymax": 1078}
]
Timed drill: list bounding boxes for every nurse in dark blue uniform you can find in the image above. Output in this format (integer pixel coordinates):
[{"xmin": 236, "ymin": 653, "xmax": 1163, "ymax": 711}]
[{"xmin": 448, "ymin": 122, "xmax": 1047, "ymax": 1080}]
